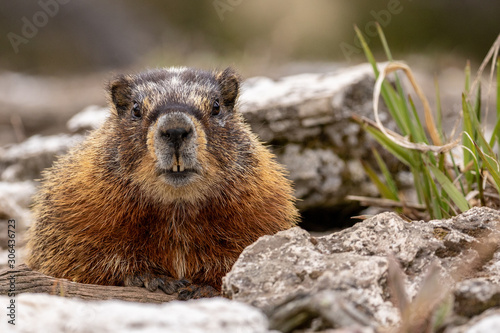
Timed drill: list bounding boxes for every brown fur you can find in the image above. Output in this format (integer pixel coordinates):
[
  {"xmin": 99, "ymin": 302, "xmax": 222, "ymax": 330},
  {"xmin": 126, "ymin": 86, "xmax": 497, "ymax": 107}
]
[{"xmin": 27, "ymin": 67, "xmax": 299, "ymax": 293}]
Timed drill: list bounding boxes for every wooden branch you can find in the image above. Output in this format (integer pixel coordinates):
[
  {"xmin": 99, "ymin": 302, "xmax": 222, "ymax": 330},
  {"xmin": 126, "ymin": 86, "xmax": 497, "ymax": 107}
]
[{"xmin": 0, "ymin": 264, "xmax": 177, "ymax": 303}]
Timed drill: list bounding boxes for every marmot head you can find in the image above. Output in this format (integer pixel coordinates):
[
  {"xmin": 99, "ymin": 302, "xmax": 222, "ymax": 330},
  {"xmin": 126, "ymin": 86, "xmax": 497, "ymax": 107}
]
[{"xmin": 106, "ymin": 67, "xmax": 256, "ymax": 202}]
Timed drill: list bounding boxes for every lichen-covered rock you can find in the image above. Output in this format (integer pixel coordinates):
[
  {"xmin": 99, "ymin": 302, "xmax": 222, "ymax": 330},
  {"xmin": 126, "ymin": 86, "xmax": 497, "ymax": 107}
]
[
  {"xmin": 222, "ymin": 207, "xmax": 500, "ymax": 331},
  {"xmin": 0, "ymin": 294, "xmax": 271, "ymax": 333}
]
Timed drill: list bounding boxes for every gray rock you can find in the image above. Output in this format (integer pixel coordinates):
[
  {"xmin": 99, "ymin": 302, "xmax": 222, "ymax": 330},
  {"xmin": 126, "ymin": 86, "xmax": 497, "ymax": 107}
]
[
  {"xmin": 0, "ymin": 134, "xmax": 83, "ymax": 229},
  {"xmin": 465, "ymin": 315, "xmax": 500, "ymax": 333},
  {"xmin": 0, "ymin": 181, "xmax": 35, "ymax": 210},
  {"xmin": 268, "ymin": 290, "xmax": 376, "ymax": 332},
  {"xmin": 239, "ymin": 63, "xmax": 395, "ymax": 210},
  {"xmin": 279, "ymin": 144, "xmax": 352, "ymax": 204},
  {"xmin": 0, "ymin": 181, "xmax": 35, "ymax": 229},
  {"xmin": 444, "ymin": 309, "xmax": 500, "ymax": 333},
  {"xmin": 0, "ymin": 134, "xmax": 83, "ymax": 182},
  {"xmin": 454, "ymin": 279, "xmax": 500, "ymax": 317},
  {"xmin": 222, "ymin": 207, "xmax": 500, "ymax": 331},
  {"xmin": 67, "ymin": 104, "xmax": 109, "ymax": 133},
  {"xmin": 238, "ymin": 63, "xmax": 383, "ymax": 143},
  {"xmin": 0, "ymin": 293, "xmax": 271, "ymax": 333},
  {"xmin": 222, "ymin": 226, "xmax": 399, "ymax": 328}
]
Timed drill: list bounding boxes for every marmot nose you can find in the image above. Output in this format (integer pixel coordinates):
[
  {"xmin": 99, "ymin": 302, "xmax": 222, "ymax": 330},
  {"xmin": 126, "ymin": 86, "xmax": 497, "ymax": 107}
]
[
  {"xmin": 161, "ymin": 127, "xmax": 192, "ymax": 148},
  {"xmin": 156, "ymin": 112, "xmax": 196, "ymax": 150}
]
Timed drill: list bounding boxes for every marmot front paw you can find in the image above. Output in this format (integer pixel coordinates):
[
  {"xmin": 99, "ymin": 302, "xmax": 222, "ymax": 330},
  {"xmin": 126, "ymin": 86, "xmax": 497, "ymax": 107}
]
[
  {"xmin": 125, "ymin": 274, "xmax": 189, "ymax": 294},
  {"xmin": 178, "ymin": 284, "xmax": 220, "ymax": 300}
]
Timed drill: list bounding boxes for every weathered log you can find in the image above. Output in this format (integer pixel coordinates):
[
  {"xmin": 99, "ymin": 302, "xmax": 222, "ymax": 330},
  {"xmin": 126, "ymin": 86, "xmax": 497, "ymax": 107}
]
[{"xmin": 0, "ymin": 264, "xmax": 177, "ymax": 303}]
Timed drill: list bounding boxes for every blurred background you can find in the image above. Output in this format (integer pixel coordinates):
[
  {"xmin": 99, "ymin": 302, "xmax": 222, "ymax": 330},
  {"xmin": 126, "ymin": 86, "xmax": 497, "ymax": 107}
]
[
  {"xmin": 2, "ymin": 0, "xmax": 499, "ymax": 74},
  {"xmin": 0, "ymin": 0, "xmax": 499, "ymax": 145},
  {"xmin": 0, "ymin": 0, "xmax": 500, "ymax": 145}
]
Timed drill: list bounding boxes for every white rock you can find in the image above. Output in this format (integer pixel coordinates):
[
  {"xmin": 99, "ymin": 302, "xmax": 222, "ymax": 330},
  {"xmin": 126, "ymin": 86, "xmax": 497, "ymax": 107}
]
[
  {"xmin": 0, "ymin": 181, "xmax": 35, "ymax": 228},
  {"xmin": 67, "ymin": 105, "xmax": 109, "ymax": 132},
  {"xmin": 0, "ymin": 134, "xmax": 83, "ymax": 182},
  {"xmin": 465, "ymin": 315, "xmax": 500, "ymax": 333},
  {"xmin": 0, "ymin": 293, "xmax": 271, "ymax": 333},
  {"xmin": 239, "ymin": 63, "xmax": 381, "ymax": 112}
]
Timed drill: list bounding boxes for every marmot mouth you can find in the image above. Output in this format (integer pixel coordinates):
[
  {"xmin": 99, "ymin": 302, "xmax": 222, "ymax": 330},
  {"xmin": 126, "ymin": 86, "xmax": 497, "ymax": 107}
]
[
  {"xmin": 158, "ymin": 168, "xmax": 198, "ymax": 176},
  {"xmin": 157, "ymin": 167, "xmax": 200, "ymax": 186},
  {"xmin": 165, "ymin": 169, "xmax": 197, "ymax": 176}
]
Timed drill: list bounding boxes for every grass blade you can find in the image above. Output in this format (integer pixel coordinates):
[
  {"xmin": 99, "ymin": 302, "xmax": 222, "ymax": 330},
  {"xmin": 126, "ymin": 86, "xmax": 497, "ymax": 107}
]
[
  {"xmin": 352, "ymin": 115, "xmax": 413, "ymax": 166},
  {"xmin": 355, "ymin": 26, "xmax": 379, "ymax": 76},
  {"xmin": 376, "ymin": 23, "xmax": 393, "ymax": 61},
  {"xmin": 428, "ymin": 164, "xmax": 470, "ymax": 212},
  {"xmin": 491, "ymin": 57, "xmax": 500, "ymax": 148},
  {"xmin": 462, "ymin": 93, "xmax": 476, "ymax": 186},
  {"xmin": 497, "ymin": 57, "xmax": 500, "ymax": 119},
  {"xmin": 474, "ymin": 83, "xmax": 482, "ymax": 124},
  {"xmin": 465, "ymin": 60, "xmax": 471, "ymax": 93},
  {"xmin": 434, "ymin": 77, "xmax": 445, "ymax": 142},
  {"xmin": 474, "ymin": 142, "xmax": 500, "ymax": 194},
  {"xmin": 372, "ymin": 147, "xmax": 399, "ymax": 199},
  {"xmin": 376, "ymin": 23, "xmax": 419, "ymax": 140},
  {"xmin": 355, "ymin": 26, "xmax": 409, "ymax": 134},
  {"xmin": 361, "ymin": 160, "xmax": 399, "ymax": 201},
  {"xmin": 423, "ymin": 164, "xmax": 443, "ymax": 219},
  {"xmin": 407, "ymin": 94, "xmax": 429, "ymax": 144}
]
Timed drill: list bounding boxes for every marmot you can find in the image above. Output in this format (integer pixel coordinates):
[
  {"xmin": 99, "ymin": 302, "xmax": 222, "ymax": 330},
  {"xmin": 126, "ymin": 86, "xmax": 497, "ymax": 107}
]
[{"xmin": 27, "ymin": 67, "xmax": 299, "ymax": 299}]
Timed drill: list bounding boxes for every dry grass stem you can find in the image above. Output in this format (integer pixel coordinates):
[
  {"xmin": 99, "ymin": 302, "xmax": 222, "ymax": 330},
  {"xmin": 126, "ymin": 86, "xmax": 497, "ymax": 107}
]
[
  {"xmin": 346, "ymin": 195, "xmax": 426, "ymax": 210},
  {"xmin": 373, "ymin": 62, "xmax": 460, "ymax": 153}
]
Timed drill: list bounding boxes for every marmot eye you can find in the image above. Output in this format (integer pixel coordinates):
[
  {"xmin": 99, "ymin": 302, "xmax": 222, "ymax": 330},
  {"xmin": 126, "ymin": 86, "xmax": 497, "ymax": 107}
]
[
  {"xmin": 211, "ymin": 98, "xmax": 220, "ymax": 116},
  {"xmin": 131, "ymin": 102, "xmax": 141, "ymax": 119}
]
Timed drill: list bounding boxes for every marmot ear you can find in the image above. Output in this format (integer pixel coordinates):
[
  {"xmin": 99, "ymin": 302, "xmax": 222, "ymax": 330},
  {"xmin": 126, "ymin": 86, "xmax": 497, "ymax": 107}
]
[
  {"xmin": 107, "ymin": 75, "xmax": 132, "ymax": 117},
  {"xmin": 216, "ymin": 67, "xmax": 240, "ymax": 109}
]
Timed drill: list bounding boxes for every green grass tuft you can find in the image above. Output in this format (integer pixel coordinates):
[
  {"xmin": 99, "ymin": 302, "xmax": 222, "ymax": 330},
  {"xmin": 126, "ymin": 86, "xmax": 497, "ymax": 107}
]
[{"xmin": 353, "ymin": 28, "xmax": 500, "ymax": 219}]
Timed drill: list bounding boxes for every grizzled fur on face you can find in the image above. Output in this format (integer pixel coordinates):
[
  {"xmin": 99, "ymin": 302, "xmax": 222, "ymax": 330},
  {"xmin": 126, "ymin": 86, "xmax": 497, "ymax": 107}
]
[{"xmin": 107, "ymin": 67, "xmax": 253, "ymax": 202}]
